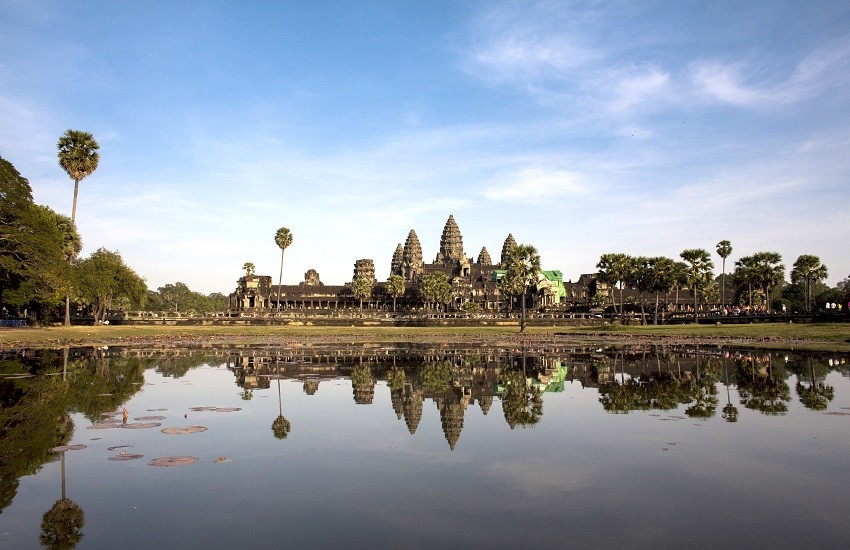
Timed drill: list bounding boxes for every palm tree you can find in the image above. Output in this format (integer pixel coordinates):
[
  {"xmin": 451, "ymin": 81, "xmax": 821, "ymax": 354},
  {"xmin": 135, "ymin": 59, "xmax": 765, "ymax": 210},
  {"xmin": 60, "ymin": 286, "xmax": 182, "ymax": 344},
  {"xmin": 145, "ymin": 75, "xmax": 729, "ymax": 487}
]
[
  {"xmin": 274, "ymin": 227, "xmax": 293, "ymax": 310},
  {"xmin": 648, "ymin": 256, "xmax": 677, "ymax": 325},
  {"xmin": 503, "ymin": 244, "xmax": 541, "ymax": 332},
  {"xmin": 41, "ymin": 451, "xmax": 85, "ymax": 548},
  {"xmin": 751, "ymin": 252, "xmax": 785, "ymax": 313},
  {"xmin": 351, "ymin": 277, "xmax": 373, "ymax": 311},
  {"xmin": 791, "ymin": 255, "xmax": 828, "ymax": 312},
  {"xmin": 57, "ymin": 130, "xmax": 100, "ymax": 224},
  {"xmin": 53, "ymin": 212, "xmax": 82, "ymax": 327},
  {"xmin": 272, "ymin": 366, "xmax": 291, "ymax": 439},
  {"xmin": 242, "ymin": 262, "xmax": 255, "ymax": 277},
  {"xmin": 385, "ymin": 274, "xmax": 405, "ymax": 312},
  {"xmin": 596, "ymin": 253, "xmax": 629, "ymax": 316},
  {"xmin": 716, "ymin": 240, "xmax": 732, "ymax": 306},
  {"xmin": 680, "ymin": 249, "xmax": 714, "ymax": 323}
]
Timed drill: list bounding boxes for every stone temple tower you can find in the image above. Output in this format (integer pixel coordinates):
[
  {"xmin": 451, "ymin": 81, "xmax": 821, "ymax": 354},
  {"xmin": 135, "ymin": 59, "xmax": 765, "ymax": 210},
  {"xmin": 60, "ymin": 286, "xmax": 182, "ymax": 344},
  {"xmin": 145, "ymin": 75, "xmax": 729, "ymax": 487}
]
[
  {"xmin": 437, "ymin": 215, "xmax": 465, "ymax": 264},
  {"xmin": 501, "ymin": 234, "xmax": 517, "ymax": 267},
  {"xmin": 353, "ymin": 259, "xmax": 376, "ymax": 284},
  {"xmin": 477, "ymin": 246, "xmax": 492, "ymax": 266},
  {"xmin": 390, "ymin": 243, "xmax": 404, "ymax": 277},
  {"xmin": 401, "ymin": 230, "xmax": 423, "ymax": 281}
]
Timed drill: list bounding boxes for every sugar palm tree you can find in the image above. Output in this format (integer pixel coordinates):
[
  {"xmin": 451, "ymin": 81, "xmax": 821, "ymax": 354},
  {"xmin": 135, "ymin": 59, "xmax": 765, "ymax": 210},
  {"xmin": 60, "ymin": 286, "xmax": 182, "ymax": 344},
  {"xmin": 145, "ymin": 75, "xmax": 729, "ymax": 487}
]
[
  {"xmin": 791, "ymin": 255, "xmax": 828, "ymax": 312},
  {"xmin": 716, "ymin": 240, "xmax": 732, "ymax": 306},
  {"xmin": 752, "ymin": 252, "xmax": 785, "ymax": 313},
  {"xmin": 57, "ymin": 130, "xmax": 99, "ymax": 224},
  {"xmin": 504, "ymin": 244, "xmax": 541, "ymax": 332},
  {"xmin": 41, "ymin": 451, "xmax": 85, "ymax": 548},
  {"xmin": 274, "ymin": 227, "xmax": 293, "ymax": 310},
  {"xmin": 385, "ymin": 274, "xmax": 405, "ymax": 312},
  {"xmin": 242, "ymin": 262, "xmax": 255, "ymax": 277},
  {"xmin": 680, "ymin": 248, "xmax": 714, "ymax": 323},
  {"xmin": 272, "ymin": 365, "xmax": 291, "ymax": 439}
]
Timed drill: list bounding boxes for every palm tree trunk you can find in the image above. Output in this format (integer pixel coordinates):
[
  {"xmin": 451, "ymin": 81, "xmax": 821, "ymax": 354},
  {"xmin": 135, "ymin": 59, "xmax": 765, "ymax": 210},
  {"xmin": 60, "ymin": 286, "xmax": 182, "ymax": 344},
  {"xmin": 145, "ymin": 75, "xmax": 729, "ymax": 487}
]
[
  {"xmin": 654, "ymin": 293, "xmax": 660, "ymax": 325},
  {"xmin": 520, "ymin": 288, "xmax": 527, "ymax": 332},
  {"xmin": 277, "ymin": 249, "xmax": 284, "ymax": 310},
  {"xmin": 721, "ymin": 258, "xmax": 726, "ymax": 306},
  {"xmin": 693, "ymin": 285, "xmax": 698, "ymax": 323},
  {"xmin": 64, "ymin": 294, "xmax": 71, "ymax": 326},
  {"xmin": 71, "ymin": 179, "xmax": 79, "ymax": 223}
]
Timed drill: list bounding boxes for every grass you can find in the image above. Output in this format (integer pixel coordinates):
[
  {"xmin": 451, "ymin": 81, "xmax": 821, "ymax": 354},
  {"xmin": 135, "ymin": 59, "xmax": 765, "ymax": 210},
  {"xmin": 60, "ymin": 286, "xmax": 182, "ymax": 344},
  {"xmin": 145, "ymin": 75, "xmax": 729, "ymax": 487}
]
[{"xmin": 1, "ymin": 322, "xmax": 848, "ymax": 351}]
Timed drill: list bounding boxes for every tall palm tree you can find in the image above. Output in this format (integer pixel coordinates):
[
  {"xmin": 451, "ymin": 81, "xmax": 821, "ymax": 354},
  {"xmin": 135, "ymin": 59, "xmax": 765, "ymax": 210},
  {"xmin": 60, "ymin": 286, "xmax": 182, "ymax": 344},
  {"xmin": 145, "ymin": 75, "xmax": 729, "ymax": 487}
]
[
  {"xmin": 242, "ymin": 262, "xmax": 255, "ymax": 277},
  {"xmin": 504, "ymin": 244, "xmax": 541, "ymax": 332},
  {"xmin": 751, "ymin": 251, "xmax": 785, "ymax": 313},
  {"xmin": 596, "ymin": 253, "xmax": 629, "ymax": 316},
  {"xmin": 57, "ymin": 130, "xmax": 100, "ymax": 224},
  {"xmin": 272, "ymin": 364, "xmax": 291, "ymax": 439},
  {"xmin": 274, "ymin": 227, "xmax": 293, "ymax": 310},
  {"xmin": 386, "ymin": 274, "xmax": 405, "ymax": 312},
  {"xmin": 791, "ymin": 255, "xmax": 828, "ymax": 312},
  {"xmin": 680, "ymin": 248, "xmax": 714, "ymax": 323},
  {"xmin": 41, "ymin": 451, "xmax": 85, "ymax": 548},
  {"xmin": 716, "ymin": 240, "xmax": 732, "ymax": 306}
]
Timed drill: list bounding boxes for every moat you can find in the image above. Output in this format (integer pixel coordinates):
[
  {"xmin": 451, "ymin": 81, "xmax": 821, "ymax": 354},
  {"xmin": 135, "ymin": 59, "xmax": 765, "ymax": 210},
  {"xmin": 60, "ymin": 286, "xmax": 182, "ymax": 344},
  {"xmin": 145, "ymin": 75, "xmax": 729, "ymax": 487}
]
[{"xmin": 2, "ymin": 344, "xmax": 850, "ymax": 548}]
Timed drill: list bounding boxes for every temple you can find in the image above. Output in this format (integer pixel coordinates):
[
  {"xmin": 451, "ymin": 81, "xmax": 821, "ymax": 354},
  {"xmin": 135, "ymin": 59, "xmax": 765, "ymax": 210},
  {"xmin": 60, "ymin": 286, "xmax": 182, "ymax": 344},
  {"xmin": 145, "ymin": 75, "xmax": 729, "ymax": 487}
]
[{"xmin": 228, "ymin": 215, "xmax": 587, "ymax": 314}]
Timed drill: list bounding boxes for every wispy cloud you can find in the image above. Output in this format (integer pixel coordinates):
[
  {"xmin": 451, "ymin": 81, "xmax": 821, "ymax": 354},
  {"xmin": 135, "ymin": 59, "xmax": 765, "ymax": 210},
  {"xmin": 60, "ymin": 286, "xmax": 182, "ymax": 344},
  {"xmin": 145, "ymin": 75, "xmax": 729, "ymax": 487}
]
[
  {"xmin": 484, "ymin": 167, "xmax": 586, "ymax": 203},
  {"xmin": 691, "ymin": 39, "xmax": 850, "ymax": 107}
]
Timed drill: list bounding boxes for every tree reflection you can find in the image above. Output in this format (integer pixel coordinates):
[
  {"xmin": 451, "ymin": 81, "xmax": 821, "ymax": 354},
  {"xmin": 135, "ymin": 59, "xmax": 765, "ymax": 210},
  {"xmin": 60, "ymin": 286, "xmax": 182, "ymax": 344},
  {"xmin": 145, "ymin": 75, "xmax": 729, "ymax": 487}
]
[
  {"xmin": 737, "ymin": 354, "xmax": 791, "ymax": 415},
  {"xmin": 499, "ymin": 368, "xmax": 543, "ymax": 429},
  {"xmin": 721, "ymin": 358, "xmax": 738, "ymax": 422},
  {"xmin": 793, "ymin": 357, "xmax": 834, "ymax": 411},
  {"xmin": 684, "ymin": 356, "xmax": 719, "ymax": 419},
  {"xmin": 271, "ymin": 365, "xmax": 290, "ymax": 439},
  {"xmin": 41, "ymin": 451, "xmax": 85, "ymax": 549}
]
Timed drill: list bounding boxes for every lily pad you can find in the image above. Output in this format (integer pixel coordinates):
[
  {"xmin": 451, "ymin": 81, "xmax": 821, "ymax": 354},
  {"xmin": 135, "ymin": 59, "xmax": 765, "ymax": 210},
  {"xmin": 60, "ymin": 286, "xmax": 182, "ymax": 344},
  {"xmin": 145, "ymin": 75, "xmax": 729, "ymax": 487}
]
[
  {"xmin": 148, "ymin": 456, "xmax": 199, "ymax": 467},
  {"xmin": 121, "ymin": 422, "xmax": 162, "ymax": 429},
  {"xmin": 212, "ymin": 407, "xmax": 241, "ymax": 413},
  {"xmin": 108, "ymin": 453, "xmax": 144, "ymax": 461},
  {"xmin": 134, "ymin": 415, "xmax": 167, "ymax": 421},
  {"xmin": 51, "ymin": 444, "xmax": 87, "ymax": 453},
  {"xmin": 147, "ymin": 408, "xmax": 168, "ymax": 411},
  {"xmin": 213, "ymin": 457, "xmax": 232, "ymax": 463},
  {"xmin": 107, "ymin": 445, "xmax": 133, "ymax": 451},
  {"xmin": 87, "ymin": 421, "xmax": 122, "ymax": 430},
  {"xmin": 189, "ymin": 406, "xmax": 218, "ymax": 411},
  {"xmin": 161, "ymin": 426, "xmax": 207, "ymax": 434}
]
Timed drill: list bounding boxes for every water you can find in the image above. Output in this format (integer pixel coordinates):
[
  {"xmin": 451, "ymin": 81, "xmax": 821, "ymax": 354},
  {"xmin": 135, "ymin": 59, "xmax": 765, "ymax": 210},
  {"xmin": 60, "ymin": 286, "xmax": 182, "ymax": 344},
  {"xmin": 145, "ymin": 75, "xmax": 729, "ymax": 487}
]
[{"xmin": 2, "ymin": 344, "xmax": 850, "ymax": 548}]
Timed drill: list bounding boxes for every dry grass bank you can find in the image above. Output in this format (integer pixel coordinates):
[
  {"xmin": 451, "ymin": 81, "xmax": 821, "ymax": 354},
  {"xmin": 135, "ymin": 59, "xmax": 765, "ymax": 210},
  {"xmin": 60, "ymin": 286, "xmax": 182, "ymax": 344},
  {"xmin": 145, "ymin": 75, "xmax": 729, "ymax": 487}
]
[{"xmin": 1, "ymin": 322, "xmax": 848, "ymax": 352}]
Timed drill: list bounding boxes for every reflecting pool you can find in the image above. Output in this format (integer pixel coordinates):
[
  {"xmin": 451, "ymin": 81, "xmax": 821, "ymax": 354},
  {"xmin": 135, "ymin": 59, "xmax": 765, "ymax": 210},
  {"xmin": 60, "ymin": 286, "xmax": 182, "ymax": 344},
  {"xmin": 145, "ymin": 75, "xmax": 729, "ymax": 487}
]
[{"xmin": 2, "ymin": 343, "xmax": 850, "ymax": 548}]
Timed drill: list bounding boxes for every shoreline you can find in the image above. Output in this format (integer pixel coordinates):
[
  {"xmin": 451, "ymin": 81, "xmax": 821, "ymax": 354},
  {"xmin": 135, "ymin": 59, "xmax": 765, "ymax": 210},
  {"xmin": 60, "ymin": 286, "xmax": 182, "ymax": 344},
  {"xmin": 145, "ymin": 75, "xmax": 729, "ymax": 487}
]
[{"xmin": 2, "ymin": 324, "xmax": 848, "ymax": 353}]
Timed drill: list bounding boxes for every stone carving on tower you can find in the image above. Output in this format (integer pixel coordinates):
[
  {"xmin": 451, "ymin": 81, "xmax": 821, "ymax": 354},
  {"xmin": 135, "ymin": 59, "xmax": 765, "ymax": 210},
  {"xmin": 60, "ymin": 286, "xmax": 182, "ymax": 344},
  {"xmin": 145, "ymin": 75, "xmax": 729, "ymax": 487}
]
[
  {"xmin": 501, "ymin": 233, "xmax": 517, "ymax": 267},
  {"xmin": 300, "ymin": 269, "xmax": 323, "ymax": 286},
  {"xmin": 438, "ymin": 215, "xmax": 464, "ymax": 264},
  {"xmin": 390, "ymin": 243, "xmax": 404, "ymax": 277},
  {"xmin": 401, "ymin": 229, "xmax": 424, "ymax": 282},
  {"xmin": 477, "ymin": 246, "xmax": 492, "ymax": 266},
  {"xmin": 353, "ymin": 259, "xmax": 376, "ymax": 284}
]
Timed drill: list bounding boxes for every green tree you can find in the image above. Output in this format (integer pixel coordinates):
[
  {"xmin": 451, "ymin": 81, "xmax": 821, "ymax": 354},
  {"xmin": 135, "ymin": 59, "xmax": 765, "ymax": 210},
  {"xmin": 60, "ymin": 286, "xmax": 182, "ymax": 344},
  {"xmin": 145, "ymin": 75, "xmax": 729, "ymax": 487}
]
[
  {"xmin": 274, "ymin": 227, "xmax": 293, "ymax": 310},
  {"xmin": 596, "ymin": 253, "xmax": 630, "ymax": 316},
  {"xmin": 57, "ymin": 130, "xmax": 99, "ymax": 224},
  {"xmin": 716, "ymin": 240, "xmax": 732, "ymax": 305},
  {"xmin": 418, "ymin": 272, "xmax": 452, "ymax": 311},
  {"xmin": 503, "ymin": 244, "xmax": 541, "ymax": 332},
  {"xmin": 242, "ymin": 262, "xmax": 255, "ymax": 277},
  {"xmin": 75, "ymin": 248, "xmax": 146, "ymax": 322},
  {"xmin": 791, "ymin": 255, "xmax": 828, "ymax": 312},
  {"xmin": 647, "ymin": 256, "xmax": 677, "ymax": 325},
  {"xmin": 751, "ymin": 252, "xmax": 785, "ymax": 313},
  {"xmin": 157, "ymin": 282, "xmax": 192, "ymax": 313},
  {"xmin": 351, "ymin": 277, "xmax": 373, "ymax": 311},
  {"xmin": 385, "ymin": 274, "xmax": 405, "ymax": 312},
  {"xmin": 0, "ymin": 158, "xmax": 74, "ymax": 321},
  {"xmin": 680, "ymin": 249, "xmax": 714, "ymax": 322}
]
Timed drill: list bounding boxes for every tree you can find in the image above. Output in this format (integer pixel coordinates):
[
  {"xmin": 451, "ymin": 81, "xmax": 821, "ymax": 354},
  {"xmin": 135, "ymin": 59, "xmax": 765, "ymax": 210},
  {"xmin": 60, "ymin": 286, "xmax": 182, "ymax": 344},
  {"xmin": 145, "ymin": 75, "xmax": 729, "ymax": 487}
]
[
  {"xmin": 274, "ymin": 227, "xmax": 293, "ymax": 310},
  {"xmin": 647, "ymin": 256, "xmax": 677, "ymax": 325},
  {"xmin": 418, "ymin": 272, "xmax": 452, "ymax": 311},
  {"xmin": 385, "ymin": 274, "xmax": 405, "ymax": 312},
  {"xmin": 716, "ymin": 240, "xmax": 732, "ymax": 305},
  {"xmin": 791, "ymin": 255, "xmax": 828, "ymax": 312},
  {"xmin": 351, "ymin": 277, "xmax": 373, "ymax": 311},
  {"xmin": 596, "ymin": 253, "xmax": 629, "ymax": 316},
  {"xmin": 57, "ymin": 130, "xmax": 100, "ymax": 224},
  {"xmin": 242, "ymin": 262, "xmax": 255, "ymax": 277},
  {"xmin": 750, "ymin": 252, "xmax": 785, "ymax": 313},
  {"xmin": 503, "ymin": 244, "xmax": 541, "ymax": 332},
  {"xmin": 680, "ymin": 249, "xmax": 714, "ymax": 323},
  {"xmin": 75, "ymin": 248, "xmax": 146, "ymax": 322},
  {"xmin": 1, "ymin": 157, "xmax": 75, "ymax": 321}
]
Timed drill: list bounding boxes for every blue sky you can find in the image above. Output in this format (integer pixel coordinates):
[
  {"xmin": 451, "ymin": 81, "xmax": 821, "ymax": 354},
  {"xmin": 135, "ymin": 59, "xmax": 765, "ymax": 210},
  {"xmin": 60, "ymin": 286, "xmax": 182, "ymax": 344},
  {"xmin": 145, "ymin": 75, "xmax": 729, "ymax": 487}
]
[{"xmin": 2, "ymin": 1, "xmax": 849, "ymax": 294}]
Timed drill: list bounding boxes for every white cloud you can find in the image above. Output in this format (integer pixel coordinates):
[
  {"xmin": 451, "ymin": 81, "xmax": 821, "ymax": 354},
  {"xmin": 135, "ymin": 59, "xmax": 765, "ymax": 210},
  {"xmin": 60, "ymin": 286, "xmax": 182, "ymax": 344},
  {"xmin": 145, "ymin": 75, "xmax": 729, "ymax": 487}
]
[{"xmin": 484, "ymin": 167, "xmax": 586, "ymax": 203}]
